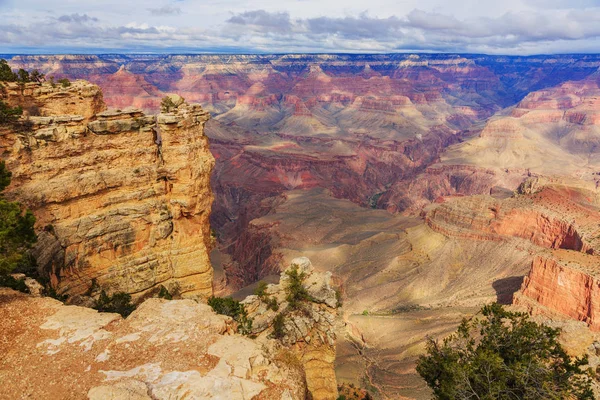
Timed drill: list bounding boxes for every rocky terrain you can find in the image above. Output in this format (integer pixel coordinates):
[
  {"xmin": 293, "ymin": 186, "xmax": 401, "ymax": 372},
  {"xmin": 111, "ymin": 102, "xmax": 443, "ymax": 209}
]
[
  {"xmin": 0, "ymin": 256, "xmax": 339, "ymax": 400},
  {"xmin": 6, "ymin": 54, "xmax": 600, "ymax": 398},
  {"xmin": 0, "ymin": 81, "xmax": 215, "ymax": 300}
]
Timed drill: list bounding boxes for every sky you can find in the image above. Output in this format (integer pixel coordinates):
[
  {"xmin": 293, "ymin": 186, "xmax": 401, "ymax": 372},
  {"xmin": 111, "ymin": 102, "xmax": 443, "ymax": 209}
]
[{"xmin": 3, "ymin": 0, "xmax": 600, "ymax": 54}]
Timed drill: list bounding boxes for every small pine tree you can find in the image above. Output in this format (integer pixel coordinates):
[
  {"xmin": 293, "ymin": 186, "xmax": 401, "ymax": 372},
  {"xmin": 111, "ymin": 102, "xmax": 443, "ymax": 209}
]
[
  {"xmin": 93, "ymin": 290, "xmax": 136, "ymax": 317},
  {"xmin": 0, "ymin": 161, "xmax": 36, "ymax": 276},
  {"xmin": 0, "ymin": 59, "xmax": 17, "ymax": 81},
  {"xmin": 0, "ymin": 100, "xmax": 22, "ymax": 125},
  {"xmin": 254, "ymin": 281, "xmax": 279, "ymax": 311},
  {"xmin": 30, "ymin": 70, "xmax": 45, "ymax": 84},
  {"xmin": 207, "ymin": 296, "xmax": 253, "ymax": 335},
  {"xmin": 272, "ymin": 313, "xmax": 285, "ymax": 339},
  {"xmin": 157, "ymin": 285, "xmax": 172, "ymax": 300},
  {"xmin": 285, "ymin": 265, "xmax": 313, "ymax": 309},
  {"xmin": 160, "ymin": 96, "xmax": 176, "ymax": 113},
  {"xmin": 417, "ymin": 303, "xmax": 594, "ymax": 400},
  {"xmin": 16, "ymin": 69, "xmax": 30, "ymax": 83}
]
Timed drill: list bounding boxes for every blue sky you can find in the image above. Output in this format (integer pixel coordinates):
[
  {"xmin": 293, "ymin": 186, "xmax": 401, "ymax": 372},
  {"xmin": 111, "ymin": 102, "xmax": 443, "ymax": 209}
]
[{"xmin": 3, "ymin": 0, "xmax": 600, "ymax": 54}]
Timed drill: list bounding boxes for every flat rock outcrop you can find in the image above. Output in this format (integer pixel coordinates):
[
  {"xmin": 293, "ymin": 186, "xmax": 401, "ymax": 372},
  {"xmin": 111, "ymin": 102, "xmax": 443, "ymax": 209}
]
[
  {"xmin": 0, "ymin": 288, "xmax": 306, "ymax": 399},
  {"xmin": 0, "ymin": 81, "xmax": 215, "ymax": 299},
  {"xmin": 2, "ymin": 80, "xmax": 105, "ymax": 120}
]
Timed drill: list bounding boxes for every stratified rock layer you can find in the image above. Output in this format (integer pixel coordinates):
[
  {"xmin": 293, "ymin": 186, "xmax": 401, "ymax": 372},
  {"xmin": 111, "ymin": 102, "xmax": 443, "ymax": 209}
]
[
  {"xmin": 0, "ymin": 81, "xmax": 215, "ymax": 299},
  {"xmin": 0, "ymin": 288, "xmax": 306, "ymax": 400},
  {"xmin": 516, "ymin": 252, "xmax": 600, "ymax": 331}
]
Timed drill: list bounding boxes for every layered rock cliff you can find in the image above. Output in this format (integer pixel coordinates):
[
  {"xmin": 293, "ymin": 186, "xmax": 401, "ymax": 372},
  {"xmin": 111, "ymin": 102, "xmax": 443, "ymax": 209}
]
[
  {"xmin": 0, "ymin": 81, "xmax": 215, "ymax": 299},
  {"xmin": 515, "ymin": 252, "xmax": 600, "ymax": 331}
]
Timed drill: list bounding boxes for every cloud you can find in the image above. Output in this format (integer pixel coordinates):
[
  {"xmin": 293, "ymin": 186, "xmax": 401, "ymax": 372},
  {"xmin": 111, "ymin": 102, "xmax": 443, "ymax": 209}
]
[
  {"xmin": 227, "ymin": 10, "xmax": 292, "ymax": 33},
  {"xmin": 5, "ymin": 4, "xmax": 600, "ymax": 54},
  {"xmin": 148, "ymin": 5, "xmax": 182, "ymax": 16},
  {"xmin": 57, "ymin": 14, "xmax": 99, "ymax": 24},
  {"xmin": 305, "ymin": 14, "xmax": 403, "ymax": 40}
]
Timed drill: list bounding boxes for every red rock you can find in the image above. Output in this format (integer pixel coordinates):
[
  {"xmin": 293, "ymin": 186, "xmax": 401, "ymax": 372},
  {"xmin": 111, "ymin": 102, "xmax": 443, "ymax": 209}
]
[{"xmin": 516, "ymin": 253, "xmax": 600, "ymax": 330}]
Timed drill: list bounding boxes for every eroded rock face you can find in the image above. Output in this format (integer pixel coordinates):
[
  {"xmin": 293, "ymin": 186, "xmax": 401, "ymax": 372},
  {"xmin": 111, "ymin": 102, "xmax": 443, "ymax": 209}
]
[
  {"xmin": 515, "ymin": 252, "xmax": 600, "ymax": 331},
  {"xmin": 242, "ymin": 257, "xmax": 340, "ymax": 400},
  {"xmin": 0, "ymin": 81, "xmax": 215, "ymax": 299},
  {"xmin": 425, "ymin": 186, "xmax": 600, "ymax": 254},
  {"xmin": 2, "ymin": 80, "xmax": 105, "ymax": 121},
  {"xmin": 0, "ymin": 289, "xmax": 306, "ymax": 399}
]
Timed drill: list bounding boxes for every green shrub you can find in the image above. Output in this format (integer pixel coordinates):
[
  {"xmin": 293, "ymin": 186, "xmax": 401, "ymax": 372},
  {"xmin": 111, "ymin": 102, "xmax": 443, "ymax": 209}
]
[
  {"xmin": 254, "ymin": 281, "xmax": 279, "ymax": 311},
  {"xmin": 16, "ymin": 69, "xmax": 29, "ymax": 83},
  {"xmin": 0, "ymin": 274, "xmax": 28, "ymax": 293},
  {"xmin": 272, "ymin": 312, "xmax": 286, "ymax": 339},
  {"xmin": 285, "ymin": 265, "xmax": 313, "ymax": 310},
  {"xmin": 208, "ymin": 296, "xmax": 253, "ymax": 335},
  {"xmin": 44, "ymin": 284, "xmax": 68, "ymax": 302},
  {"xmin": 57, "ymin": 78, "xmax": 71, "ymax": 88},
  {"xmin": 254, "ymin": 280, "xmax": 268, "ymax": 297},
  {"xmin": 417, "ymin": 303, "xmax": 594, "ymax": 400},
  {"xmin": 0, "ymin": 59, "xmax": 16, "ymax": 81},
  {"xmin": 0, "ymin": 100, "xmax": 23, "ymax": 125},
  {"xmin": 157, "ymin": 285, "xmax": 172, "ymax": 300},
  {"xmin": 0, "ymin": 161, "xmax": 36, "ymax": 276},
  {"xmin": 335, "ymin": 288, "xmax": 342, "ymax": 307},
  {"xmin": 93, "ymin": 290, "xmax": 136, "ymax": 317}
]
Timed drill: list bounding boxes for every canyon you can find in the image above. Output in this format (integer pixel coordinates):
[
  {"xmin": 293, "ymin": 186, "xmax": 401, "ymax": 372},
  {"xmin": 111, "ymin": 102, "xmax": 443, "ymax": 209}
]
[{"xmin": 5, "ymin": 54, "xmax": 600, "ymax": 398}]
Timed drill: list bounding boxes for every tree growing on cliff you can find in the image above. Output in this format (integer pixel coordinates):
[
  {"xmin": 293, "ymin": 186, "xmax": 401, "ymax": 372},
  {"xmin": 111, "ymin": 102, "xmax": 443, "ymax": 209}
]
[
  {"xmin": 416, "ymin": 303, "xmax": 594, "ymax": 400},
  {"xmin": 208, "ymin": 296, "xmax": 253, "ymax": 335},
  {"xmin": 0, "ymin": 100, "xmax": 23, "ymax": 125},
  {"xmin": 160, "ymin": 96, "xmax": 176, "ymax": 113},
  {"xmin": 0, "ymin": 161, "xmax": 37, "ymax": 276},
  {"xmin": 0, "ymin": 59, "xmax": 17, "ymax": 81}
]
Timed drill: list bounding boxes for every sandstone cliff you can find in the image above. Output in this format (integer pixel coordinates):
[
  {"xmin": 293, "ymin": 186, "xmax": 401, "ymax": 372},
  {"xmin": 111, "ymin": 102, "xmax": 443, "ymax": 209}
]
[
  {"xmin": 0, "ymin": 82, "xmax": 215, "ymax": 299},
  {"xmin": 0, "ymin": 288, "xmax": 307, "ymax": 399},
  {"xmin": 515, "ymin": 252, "xmax": 600, "ymax": 331},
  {"xmin": 2, "ymin": 80, "xmax": 105, "ymax": 120}
]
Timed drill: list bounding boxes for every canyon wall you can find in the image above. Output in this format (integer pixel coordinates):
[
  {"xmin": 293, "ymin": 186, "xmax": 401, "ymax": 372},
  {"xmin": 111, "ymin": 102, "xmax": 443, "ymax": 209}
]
[
  {"xmin": 0, "ymin": 81, "xmax": 215, "ymax": 299},
  {"xmin": 515, "ymin": 253, "xmax": 600, "ymax": 331},
  {"xmin": 11, "ymin": 54, "xmax": 600, "ymax": 290}
]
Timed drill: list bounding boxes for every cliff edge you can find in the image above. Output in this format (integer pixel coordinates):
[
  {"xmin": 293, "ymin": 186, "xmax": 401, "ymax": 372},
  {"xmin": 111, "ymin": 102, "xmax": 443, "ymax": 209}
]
[{"xmin": 0, "ymin": 80, "xmax": 215, "ymax": 299}]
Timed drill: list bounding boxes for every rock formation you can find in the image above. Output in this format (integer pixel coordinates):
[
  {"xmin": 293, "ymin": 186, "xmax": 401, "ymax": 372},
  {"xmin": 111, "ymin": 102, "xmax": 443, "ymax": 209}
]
[
  {"xmin": 0, "ymin": 81, "xmax": 215, "ymax": 300},
  {"xmin": 10, "ymin": 54, "xmax": 600, "ymax": 399},
  {"xmin": 0, "ymin": 288, "xmax": 307, "ymax": 399},
  {"xmin": 242, "ymin": 257, "xmax": 339, "ymax": 400},
  {"xmin": 2, "ymin": 80, "xmax": 105, "ymax": 120},
  {"xmin": 515, "ymin": 252, "xmax": 600, "ymax": 331},
  {"xmin": 0, "ymin": 256, "xmax": 339, "ymax": 400}
]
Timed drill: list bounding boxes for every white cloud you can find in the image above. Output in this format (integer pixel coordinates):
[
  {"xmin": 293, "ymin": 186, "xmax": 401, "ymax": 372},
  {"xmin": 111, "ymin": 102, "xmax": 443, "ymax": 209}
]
[
  {"xmin": 3, "ymin": 1, "xmax": 600, "ymax": 53},
  {"xmin": 148, "ymin": 5, "xmax": 182, "ymax": 16}
]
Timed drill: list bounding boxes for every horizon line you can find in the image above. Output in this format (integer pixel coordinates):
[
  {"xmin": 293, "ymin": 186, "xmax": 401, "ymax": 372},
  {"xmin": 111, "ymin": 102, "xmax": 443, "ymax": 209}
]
[{"xmin": 4, "ymin": 51, "xmax": 600, "ymax": 58}]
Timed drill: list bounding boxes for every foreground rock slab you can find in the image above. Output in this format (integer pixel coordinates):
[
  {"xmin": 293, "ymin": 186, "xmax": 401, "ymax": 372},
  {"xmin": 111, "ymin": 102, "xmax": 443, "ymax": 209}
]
[{"xmin": 0, "ymin": 289, "xmax": 306, "ymax": 400}]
